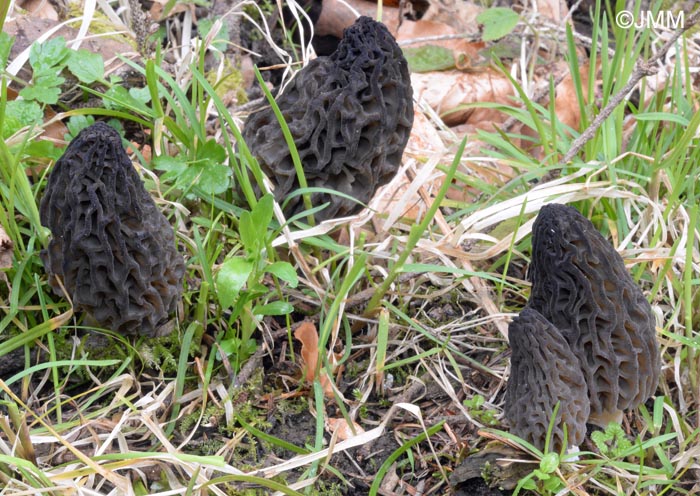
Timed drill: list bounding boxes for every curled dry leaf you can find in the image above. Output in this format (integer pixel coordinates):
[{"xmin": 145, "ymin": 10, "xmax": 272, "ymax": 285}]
[
  {"xmin": 295, "ymin": 321, "xmax": 320, "ymax": 384},
  {"xmin": 294, "ymin": 321, "xmax": 335, "ymax": 398},
  {"xmin": 413, "ymin": 61, "xmax": 588, "ymax": 140},
  {"xmin": 326, "ymin": 417, "xmax": 365, "ymax": 441},
  {"xmin": 552, "ymin": 62, "xmax": 589, "ymax": 132}
]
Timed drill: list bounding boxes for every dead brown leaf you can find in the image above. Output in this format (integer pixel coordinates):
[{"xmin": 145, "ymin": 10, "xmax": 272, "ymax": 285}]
[
  {"xmin": 534, "ymin": 0, "xmax": 568, "ymax": 22},
  {"xmin": 17, "ymin": 0, "xmax": 58, "ymax": 20},
  {"xmin": 294, "ymin": 321, "xmax": 335, "ymax": 398},
  {"xmin": 295, "ymin": 321, "xmax": 319, "ymax": 384},
  {"xmin": 421, "ymin": 0, "xmax": 482, "ymax": 32},
  {"xmin": 411, "ymin": 69, "xmax": 514, "ymax": 127},
  {"xmin": 371, "ymin": 110, "xmax": 445, "ymax": 221},
  {"xmin": 149, "ymin": 0, "xmax": 194, "ymax": 22},
  {"xmin": 314, "ymin": 0, "xmax": 401, "ymax": 38},
  {"xmin": 552, "ymin": 62, "xmax": 589, "ymax": 132}
]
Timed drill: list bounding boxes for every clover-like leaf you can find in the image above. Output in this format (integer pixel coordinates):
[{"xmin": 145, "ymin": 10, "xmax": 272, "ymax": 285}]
[
  {"xmin": 3, "ymin": 100, "xmax": 43, "ymax": 138},
  {"xmin": 539, "ymin": 453, "xmax": 559, "ymax": 474},
  {"xmin": 20, "ymin": 72, "xmax": 64, "ymax": 104}
]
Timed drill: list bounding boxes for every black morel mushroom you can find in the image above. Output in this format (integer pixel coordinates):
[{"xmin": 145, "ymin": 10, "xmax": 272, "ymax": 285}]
[
  {"xmin": 505, "ymin": 307, "xmax": 590, "ymax": 451},
  {"xmin": 241, "ymin": 15, "xmax": 414, "ymax": 221},
  {"xmin": 529, "ymin": 203, "xmax": 660, "ymax": 426},
  {"xmin": 40, "ymin": 122, "xmax": 185, "ymax": 336}
]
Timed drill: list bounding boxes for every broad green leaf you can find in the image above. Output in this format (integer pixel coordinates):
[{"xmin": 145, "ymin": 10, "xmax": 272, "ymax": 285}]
[
  {"xmin": 29, "ymin": 37, "xmax": 69, "ymax": 71},
  {"xmin": 67, "ymin": 49, "xmax": 104, "ymax": 84},
  {"xmin": 253, "ymin": 301, "xmax": 293, "ymax": 316},
  {"xmin": 154, "ymin": 155, "xmax": 230, "ymax": 196},
  {"xmin": 477, "ymin": 7, "xmax": 520, "ymax": 41},
  {"xmin": 251, "ymin": 194, "xmax": 274, "ymax": 234},
  {"xmin": 539, "ymin": 453, "xmax": 559, "ymax": 474},
  {"xmin": 532, "ymin": 469, "xmax": 550, "ymax": 480},
  {"xmin": 238, "ymin": 210, "xmax": 257, "ymax": 255},
  {"xmin": 196, "ymin": 138, "xmax": 226, "ymax": 163},
  {"xmin": 217, "ymin": 257, "xmax": 253, "ymax": 309},
  {"xmin": 520, "ymin": 477, "xmax": 537, "ymax": 490},
  {"xmin": 195, "ymin": 161, "xmax": 231, "ymax": 196},
  {"xmin": 66, "ymin": 115, "xmax": 96, "ymax": 140},
  {"xmin": 25, "ymin": 140, "xmax": 62, "ymax": 161},
  {"xmin": 189, "ymin": 139, "xmax": 230, "ymax": 196},
  {"xmin": 129, "ymin": 86, "xmax": 152, "ymax": 105},
  {"xmin": 247, "ymin": 281, "xmax": 269, "ymax": 299},
  {"xmin": 402, "ymin": 45, "xmax": 455, "ymax": 73},
  {"xmin": 0, "ymin": 32, "xmax": 13, "ymax": 68},
  {"xmin": 266, "ymin": 261, "xmax": 298, "ymax": 287},
  {"xmin": 154, "ymin": 155, "xmax": 189, "ymax": 182},
  {"xmin": 217, "ymin": 337, "xmax": 256, "ymax": 359},
  {"xmin": 102, "ymin": 85, "xmax": 150, "ymax": 113}
]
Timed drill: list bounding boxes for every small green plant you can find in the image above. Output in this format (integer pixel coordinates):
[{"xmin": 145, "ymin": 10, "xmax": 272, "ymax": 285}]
[
  {"xmin": 591, "ymin": 422, "xmax": 633, "ymax": 458},
  {"xmin": 516, "ymin": 452, "xmax": 565, "ymax": 495},
  {"xmin": 215, "ymin": 194, "xmax": 298, "ymax": 369},
  {"xmin": 154, "ymin": 137, "xmax": 230, "ymax": 198},
  {"xmin": 463, "ymin": 394, "xmax": 498, "ymax": 426}
]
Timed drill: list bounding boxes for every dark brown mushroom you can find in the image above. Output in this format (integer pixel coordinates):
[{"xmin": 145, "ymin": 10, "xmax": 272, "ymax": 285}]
[
  {"xmin": 505, "ymin": 307, "xmax": 590, "ymax": 451},
  {"xmin": 528, "ymin": 203, "xmax": 660, "ymax": 426},
  {"xmin": 40, "ymin": 122, "xmax": 185, "ymax": 336},
  {"xmin": 241, "ymin": 15, "xmax": 414, "ymax": 221}
]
